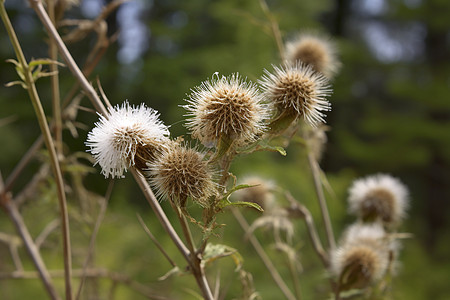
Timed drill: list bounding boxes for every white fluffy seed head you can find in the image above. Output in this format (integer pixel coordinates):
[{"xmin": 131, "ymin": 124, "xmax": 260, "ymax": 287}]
[
  {"xmin": 285, "ymin": 32, "xmax": 340, "ymax": 79},
  {"xmin": 259, "ymin": 63, "xmax": 332, "ymax": 127},
  {"xmin": 183, "ymin": 73, "xmax": 270, "ymax": 148},
  {"xmin": 331, "ymin": 223, "xmax": 390, "ymax": 290},
  {"xmin": 86, "ymin": 101, "xmax": 170, "ymax": 178},
  {"xmin": 348, "ymin": 174, "xmax": 409, "ymax": 226}
]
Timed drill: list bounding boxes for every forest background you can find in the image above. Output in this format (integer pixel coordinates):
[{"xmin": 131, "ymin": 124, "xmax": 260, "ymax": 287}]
[{"xmin": 0, "ymin": 0, "xmax": 449, "ymax": 299}]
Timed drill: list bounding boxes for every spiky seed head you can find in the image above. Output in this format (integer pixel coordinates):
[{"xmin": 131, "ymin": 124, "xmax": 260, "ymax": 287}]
[
  {"xmin": 147, "ymin": 143, "xmax": 216, "ymax": 207},
  {"xmin": 348, "ymin": 174, "xmax": 409, "ymax": 226},
  {"xmin": 259, "ymin": 63, "xmax": 332, "ymax": 128},
  {"xmin": 183, "ymin": 73, "xmax": 269, "ymax": 148},
  {"xmin": 331, "ymin": 223, "xmax": 389, "ymax": 291},
  {"xmin": 285, "ymin": 33, "xmax": 340, "ymax": 78},
  {"xmin": 86, "ymin": 101, "xmax": 170, "ymax": 178}
]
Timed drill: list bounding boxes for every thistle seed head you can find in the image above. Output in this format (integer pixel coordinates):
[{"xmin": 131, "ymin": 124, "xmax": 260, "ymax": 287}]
[
  {"xmin": 348, "ymin": 174, "xmax": 409, "ymax": 226},
  {"xmin": 147, "ymin": 143, "xmax": 216, "ymax": 207},
  {"xmin": 86, "ymin": 101, "xmax": 170, "ymax": 178},
  {"xmin": 183, "ymin": 73, "xmax": 269, "ymax": 148},
  {"xmin": 259, "ymin": 63, "xmax": 332, "ymax": 128},
  {"xmin": 285, "ymin": 32, "xmax": 340, "ymax": 78},
  {"xmin": 331, "ymin": 223, "xmax": 389, "ymax": 291}
]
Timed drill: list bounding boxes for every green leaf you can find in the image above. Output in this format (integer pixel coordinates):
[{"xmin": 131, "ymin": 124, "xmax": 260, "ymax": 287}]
[
  {"xmin": 211, "ymin": 134, "xmax": 233, "ymax": 162},
  {"xmin": 29, "ymin": 58, "xmax": 65, "ymax": 68},
  {"xmin": 202, "ymin": 243, "xmax": 244, "ymax": 270},
  {"xmin": 221, "ymin": 200, "xmax": 263, "ymax": 211},
  {"xmin": 221, "ymin": 183, "xmax": 256, "ymax": 201},
  {"xmin": 256, "ymin": 142, "xmax": 287, "ymax": 156}
]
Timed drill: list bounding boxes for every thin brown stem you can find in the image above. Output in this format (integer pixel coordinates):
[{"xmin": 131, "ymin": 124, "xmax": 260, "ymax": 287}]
[
  {"xmin": 259, "ymin": 0, "xmax": 286, "ymax": 61},
  {"xmin": 286, "ymin": 253, "xmax": 302, "ymax": 300},
  {"xmin": 28, "ymin": 2, "xmax": 214, "ymax": 298},
  {"xmin": 131, "ymin": 170, "xmax": 214, "ymax": 300},
  {"xmin": 307, "ymin": 152, "xmax": 336, "ymax": 250},
  {"xmin": 1, "ymin": 3, "xmax": 72, "ymax": 299},
  {"xmin": 0, "ymin": 269, "xmax": 170, "ymax": 300},
  {"xmin": 136, "ymin": 214, "xmax": 177, "ymax": 268},
  {"xmin": 29, "ymin": 0, "xmax": 108, "ymax": 116},
  {"xmin": 231, "ymin": 208, "xmax": 296, "ymax": 300},
  {"xmin": 47, "ymin": 0, "xmax": 63, "ymax": 157},
  {"xmin": 285, "ymin": 192, "xmax": 329, "ymax": 267},
  {"xmin": 3, "ymin": 135, "xmax": 44, "ymax": 193},
  {"xmin": 0, "ymin": 175, "xmax": 60, "ymax": 300},
  {"xmin": 75, "ymin": 180, "xmax": 114, "ymax": 300}
]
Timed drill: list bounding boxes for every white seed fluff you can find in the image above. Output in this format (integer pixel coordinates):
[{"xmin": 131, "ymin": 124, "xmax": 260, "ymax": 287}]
[
  {"xmin": 86, "ymin": 101, "xmax": 169, "ymax": 178},
  {"xmin": 348, "ymin": 174, "xmax": 409, "ymax": 224}
]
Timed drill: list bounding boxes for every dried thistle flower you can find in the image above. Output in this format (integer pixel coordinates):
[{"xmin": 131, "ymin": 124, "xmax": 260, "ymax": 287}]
[
  {"xmin": 183, "ymin": 73, "xmax": 269, "ymax": 148},
  {"xmin": 331, "ymin": 223, "xmax": 390, "ymax": 291},
  {"xmin": 285, "ymin": 32, "xmax": 340, "ymax": 78},
  {"xmin": 259, "ymin": 63, "xmax": 332, "ymax": 129},
  {"xmin": 348, "ymin": 174, "xmax": 409, "ymax": 226},
  {"xmin": 147, "ymin": 143, "xmax": 216, "ymax": 207},
  {"xmin": 86, "ymin": 101, "xmax": 170, "ymax": 178}
]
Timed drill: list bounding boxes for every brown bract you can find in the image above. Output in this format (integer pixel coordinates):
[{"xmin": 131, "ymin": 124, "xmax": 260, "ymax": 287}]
[
  {"xmin": 147, "ymin": 144, "xmax": 216, "ymax": 207},
  {"xmin": 184, "ymin": 73, "xmax": 269, "ymax": 148}
]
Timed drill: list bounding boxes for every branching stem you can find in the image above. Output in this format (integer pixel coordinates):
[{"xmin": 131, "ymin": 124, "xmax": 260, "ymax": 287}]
[{"xmin": 0, "ymin": 3, "xmax": 72, "ymax": 299}]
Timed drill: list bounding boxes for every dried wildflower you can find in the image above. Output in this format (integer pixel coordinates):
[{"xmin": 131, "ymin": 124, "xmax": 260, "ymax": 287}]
[
  {"xmin": 248, "ymin": 207, "xmax": 294, "ymax": 244},
  {"xmin": 331, "ymin": 223, "xmax": 389, "ymax": 291},
  {"xmin": 86, "ymin": 101, "xmax": 170, "ymax": 178},
  {"xmin": 234, "ymin": 176, "xmax": 276, "ymax": 210},
  {"xmin": 285, "ymin": 33, "xmax": 340, "ymax": 78},
  {"xmin": 348, "ymin": 174, "xmax": 409, "ymax": 226},
  {"xmin": 184, "ymin": 73, "xmax": 269, "ymax": 148},
  {"xmin": 259, "ymin": 63, "xmax": 332, "ymax": 129},
  {"xmin": 147, "ymin": 143, "xmax": 216, "ymax": 207}
]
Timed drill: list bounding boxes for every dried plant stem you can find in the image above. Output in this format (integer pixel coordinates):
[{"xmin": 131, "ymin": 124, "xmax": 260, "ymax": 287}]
[
  {"xmin": 3, "ymin": 135, "xmax": 44, "ymax": 193},
  {"xmin": 286, "ymin": 192, "xmax": 329, "ymax": 267},
  {"xmin": 47, "ymin": 0, "xmax": 63, "ymax": 157},
  {"xmin": 132, "ymin": 170, "xmax": 214, "ymax": 300},
  {"xmin": 286, "ymin": 254, "xmax": 302, "ymax": 300},
  {"xmin": 28, "ymin": 1, "xmax": 214, "ymax": 297},
  {"xmin": 0, "ymin": 3, "xmax": 72, "ymax": 299},
  {"xmin": 307, "ymin": 152, "xmax": 336, "ymax": 250},
  {"xmin": 0, "ymin": 175, "xmax": 60, "ymax": 300},
  {"xmin": 29, "ymin": 0, "xmax": 108, "ymax": 116},
  {"xmin": 259, "ymin": 0, "xmax": 286, "ymax": 61},
  {"xmin": 75, "ymin": 180, "xmax": 114, "ymax": 300},
  {"xmin": 136, "ymin": 214, "xmax": 177, "ymax": 268},
  {"xmin": 231, "ymin": 208, "xmax": 296, "ymax": 300},
  {"xmin": 0, "ymin": 269, "xmax": 170, "ymax": 300}
]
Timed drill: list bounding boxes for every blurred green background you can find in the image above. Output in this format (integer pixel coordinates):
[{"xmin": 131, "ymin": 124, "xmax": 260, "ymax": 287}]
[{"xmin": 0, "ymin": 0, "xmax": 449, "ymax": 299}]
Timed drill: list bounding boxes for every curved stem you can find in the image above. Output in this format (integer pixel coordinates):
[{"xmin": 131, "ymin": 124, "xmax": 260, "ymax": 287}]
[
  {"xmin": 285, "ymin": 192, "xmax": 329, "ymax": 267},
  {"xmin": 0, "ymin": 182, "xmax": 60, "ymax": 300},
  {"xmin": 307, "ymin": 152, "xmax": 336, "ymax": 250},
  {"xmin": 232, "ymin": 208, "xmax": 296, "ymax": 300},
  {"xmin": 29, "ymin": 0, "xmax": 108, "ymax": 116},
  {"xmin": 1, "ymin": 3, "xmax": 72, "ymax": 299}
]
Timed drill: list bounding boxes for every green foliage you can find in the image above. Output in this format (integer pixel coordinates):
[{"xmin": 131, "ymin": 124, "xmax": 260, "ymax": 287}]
[{"xmin": 1, "ymin": 0, "xmax": 449, "ymax": 299}]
